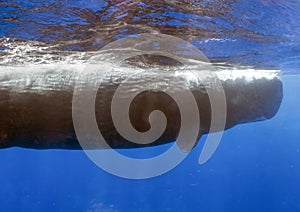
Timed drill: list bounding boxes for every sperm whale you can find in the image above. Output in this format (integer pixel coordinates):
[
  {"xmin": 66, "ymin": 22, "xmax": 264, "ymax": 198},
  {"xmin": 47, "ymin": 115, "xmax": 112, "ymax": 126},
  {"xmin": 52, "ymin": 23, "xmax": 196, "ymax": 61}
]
[{"xmin": 0, "ymin": 60, "xmax": 282, "ymax": 150}]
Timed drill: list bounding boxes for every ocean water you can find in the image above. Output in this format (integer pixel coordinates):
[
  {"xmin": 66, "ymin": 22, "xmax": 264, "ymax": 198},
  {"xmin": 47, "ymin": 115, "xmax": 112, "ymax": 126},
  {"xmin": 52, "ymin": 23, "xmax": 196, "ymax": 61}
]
[{"xmin": 0, "ymin": 0, "xmax": 300, "ymax": 211}]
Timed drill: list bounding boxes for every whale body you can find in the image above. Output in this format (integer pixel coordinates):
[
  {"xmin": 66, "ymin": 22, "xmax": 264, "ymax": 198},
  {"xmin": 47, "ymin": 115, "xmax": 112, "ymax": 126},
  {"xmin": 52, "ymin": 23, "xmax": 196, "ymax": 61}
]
[{"xmin": 0, "ymin": 60, "xmax": 283, "ymax": 150}]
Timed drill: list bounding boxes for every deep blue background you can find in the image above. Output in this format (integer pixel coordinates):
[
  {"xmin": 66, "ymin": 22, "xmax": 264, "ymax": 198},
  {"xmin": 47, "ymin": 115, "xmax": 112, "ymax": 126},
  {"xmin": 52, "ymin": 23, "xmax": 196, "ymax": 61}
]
[{"xmin": 1, "ymin": 0, "xmax": 300, "ymax": 211}]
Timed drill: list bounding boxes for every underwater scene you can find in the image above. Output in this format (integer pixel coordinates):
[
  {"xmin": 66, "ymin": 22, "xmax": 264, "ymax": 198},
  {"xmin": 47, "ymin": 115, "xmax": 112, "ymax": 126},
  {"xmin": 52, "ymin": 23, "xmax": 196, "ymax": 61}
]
[{"xmin": 0, "ymin": 0, "xmax": 300, "ymax": 211}]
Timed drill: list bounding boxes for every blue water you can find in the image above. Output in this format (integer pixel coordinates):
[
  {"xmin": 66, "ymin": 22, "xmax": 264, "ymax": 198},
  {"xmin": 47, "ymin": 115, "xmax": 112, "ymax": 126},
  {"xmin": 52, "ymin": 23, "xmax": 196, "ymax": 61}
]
[{"xmin": 1, "ymin": 0, "xmax": 300, "ymax": 211}]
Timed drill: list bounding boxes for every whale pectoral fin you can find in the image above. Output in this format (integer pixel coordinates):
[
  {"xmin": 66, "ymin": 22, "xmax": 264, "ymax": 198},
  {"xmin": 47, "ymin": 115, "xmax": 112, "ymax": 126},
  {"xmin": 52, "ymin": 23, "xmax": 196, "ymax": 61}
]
[{"xmin": 177, "ymin": 132, "xmax": 202, "ymax": 153}]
